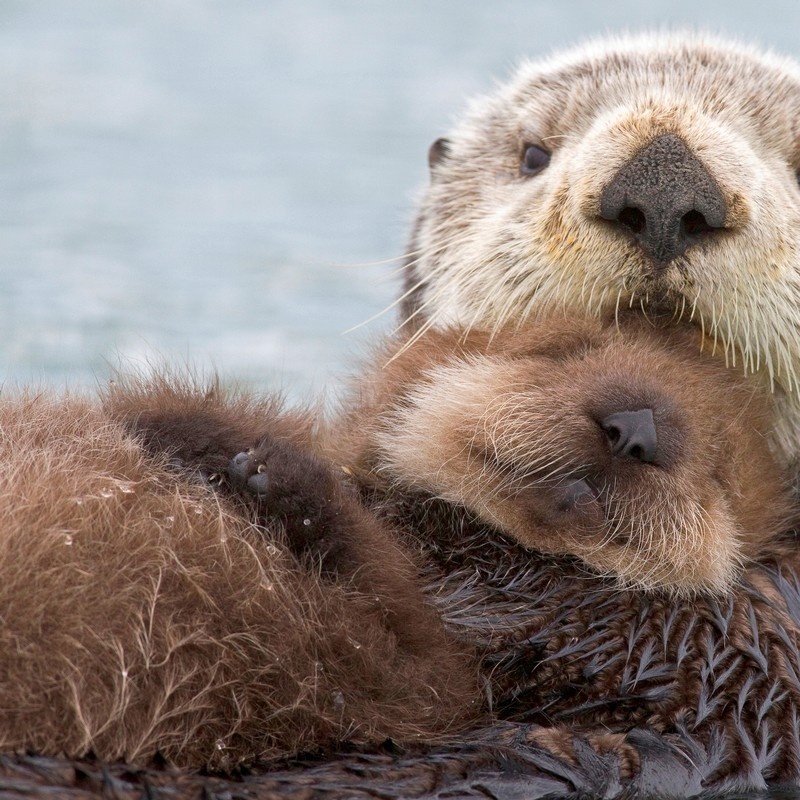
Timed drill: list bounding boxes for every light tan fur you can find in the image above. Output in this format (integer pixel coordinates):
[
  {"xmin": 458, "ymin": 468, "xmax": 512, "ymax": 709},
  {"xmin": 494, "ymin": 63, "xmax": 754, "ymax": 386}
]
[{"xmin": 403, "ymin": 32, "xmax": 800, "ymax": 468}]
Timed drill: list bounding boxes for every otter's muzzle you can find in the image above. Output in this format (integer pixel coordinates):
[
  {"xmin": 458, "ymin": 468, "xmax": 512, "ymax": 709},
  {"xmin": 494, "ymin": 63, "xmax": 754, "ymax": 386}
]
[{"xmin": 598, "ymin": 133, "xmax": 727, "ymax": 265}]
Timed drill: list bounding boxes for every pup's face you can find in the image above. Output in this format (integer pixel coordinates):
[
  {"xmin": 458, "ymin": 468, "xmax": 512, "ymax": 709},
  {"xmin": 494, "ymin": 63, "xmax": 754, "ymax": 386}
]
[
  {"xmin": 406, "ymin": 34, "xmax": 800, "ymax": 403},
  {"xmin": 373, "ymin": 317, "xmax": 795, "ymax": 594}
]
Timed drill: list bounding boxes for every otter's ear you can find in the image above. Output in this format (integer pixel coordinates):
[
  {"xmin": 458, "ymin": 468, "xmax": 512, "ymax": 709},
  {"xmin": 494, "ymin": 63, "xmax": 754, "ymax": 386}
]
[{"xmin": 428, "ymin": 137, "xmax": 451, "ymax": 172}]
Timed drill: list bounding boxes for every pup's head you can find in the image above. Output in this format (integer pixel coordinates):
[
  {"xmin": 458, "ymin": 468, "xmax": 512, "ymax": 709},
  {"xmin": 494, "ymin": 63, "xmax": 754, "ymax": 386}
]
[{"xmin": 372, "ymin": 316, "xmax": 796, "ymax": 594}]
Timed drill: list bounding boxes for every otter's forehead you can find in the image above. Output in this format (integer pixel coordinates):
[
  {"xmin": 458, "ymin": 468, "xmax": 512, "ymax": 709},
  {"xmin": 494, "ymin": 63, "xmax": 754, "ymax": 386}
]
[{"xmin": 465, "ymin": 34, "xmax": 800, "ymax": 152}]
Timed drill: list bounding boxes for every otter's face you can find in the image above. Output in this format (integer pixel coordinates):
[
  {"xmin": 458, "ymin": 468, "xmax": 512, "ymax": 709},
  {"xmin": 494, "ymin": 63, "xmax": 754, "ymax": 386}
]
[
  {"xmin": 373, "ymin": 319, "xmax": 795, "ymax": 594},
  {"xmin": 406, "ymin": 34, "xmax": 800, "ymax": 405}
]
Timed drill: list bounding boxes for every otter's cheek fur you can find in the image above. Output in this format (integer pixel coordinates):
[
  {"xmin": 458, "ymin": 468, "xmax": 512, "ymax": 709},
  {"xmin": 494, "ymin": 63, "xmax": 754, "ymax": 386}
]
[{"xmin": 404, "ymin": 33, "xmax": 800, "ymax": 466}]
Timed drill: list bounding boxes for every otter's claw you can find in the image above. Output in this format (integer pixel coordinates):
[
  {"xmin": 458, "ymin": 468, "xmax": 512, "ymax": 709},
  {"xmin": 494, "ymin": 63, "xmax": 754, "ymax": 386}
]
[{"xmin": 229, "ymin": 451, "xmax": 270, "ymax": 498}]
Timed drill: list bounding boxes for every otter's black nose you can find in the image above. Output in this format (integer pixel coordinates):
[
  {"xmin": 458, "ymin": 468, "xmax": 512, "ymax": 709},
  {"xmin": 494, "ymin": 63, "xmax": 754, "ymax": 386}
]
[
  {"xmin": 601, "ymin": 409, "xmax": 658, "ymax": 464},
  {"xmin": 598, "ymin": 133, "xmax": 726, "ymax": 265}
]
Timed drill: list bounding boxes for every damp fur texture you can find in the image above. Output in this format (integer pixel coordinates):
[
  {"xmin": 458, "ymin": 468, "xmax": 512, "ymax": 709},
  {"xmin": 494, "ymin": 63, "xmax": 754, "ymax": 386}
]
[
  {"xmin": 330, "ymin": 317, "xmax": 800, "ymax": 789},
  {"xmin": 334, "ymin": 315, "xmax": 796, "ymax": 596},
  {"xmin": 0, "ymin": 386, "xmax": 477, "ymax": 770},
  {"xmin": 400, "ymin": 31, "xmax": 800, "ymax": 469}
]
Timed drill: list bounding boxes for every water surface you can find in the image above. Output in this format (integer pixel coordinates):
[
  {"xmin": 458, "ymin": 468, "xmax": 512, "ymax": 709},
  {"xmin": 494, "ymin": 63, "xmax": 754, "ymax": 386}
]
[{"xmin": 2, "ymin": 1, "xmax": 800, "ymax": 399}]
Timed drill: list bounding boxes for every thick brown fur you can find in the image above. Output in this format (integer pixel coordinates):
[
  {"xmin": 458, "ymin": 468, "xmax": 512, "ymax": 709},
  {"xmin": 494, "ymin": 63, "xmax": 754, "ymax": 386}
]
[
  {"xmin": 0, "ymin": 385, "xmax": 477, "ymax": 770},
  {"xmin": 0, "ymin": 315, "xmax": 796, "ymax": 782},
  {"xmin": 105, "ymin": 375, "xmax": 452, "ymax": 662},
  {"xmin": 329, "ymin": 316, "xmax": 800, "ymax": 786},
  {"xmin": 333, "ymin": 314, "xmax": 796, "ymax": 594}
]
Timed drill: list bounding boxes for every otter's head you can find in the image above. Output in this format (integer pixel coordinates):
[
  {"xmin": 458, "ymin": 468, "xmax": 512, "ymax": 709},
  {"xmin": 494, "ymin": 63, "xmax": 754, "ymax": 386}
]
[
  {"xmin": 404, "ymin": 33, "xmax": 800, "ymax": 405},
  {"xmin": 372, "ymin": 317, "xmax": 796, "ymax": 595}
]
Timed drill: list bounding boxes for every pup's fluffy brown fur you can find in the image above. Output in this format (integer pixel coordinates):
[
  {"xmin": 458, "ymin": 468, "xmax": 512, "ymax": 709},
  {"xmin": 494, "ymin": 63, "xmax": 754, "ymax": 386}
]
[
  {"xmin": 0, "ymin": 314, "xmax": 789, "ymax": 771},
  {"xmin": 334, "ymin": 315, "xmax": 795, "ymax": 594},
  {"xmin": 0, "ymin": 387, "xmax": 476, "ymax": 770}
]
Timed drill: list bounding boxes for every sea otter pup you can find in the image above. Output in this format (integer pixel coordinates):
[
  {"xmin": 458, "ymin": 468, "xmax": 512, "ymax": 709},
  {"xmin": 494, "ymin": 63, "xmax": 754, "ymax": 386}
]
[
  {"xmin": 0, "ymin": 315, "xmax": 791, "ymax": 772},
  {"xmin": 401, "ymin": 32, "xmax": 800, "ymax": 469},
  {"xmin": 114, "ymin": 317, "xmax": 795, "ymax": 600},
  {"xmin": 333, "ymin": 314, "xmax": 796, "ymax": 595}
]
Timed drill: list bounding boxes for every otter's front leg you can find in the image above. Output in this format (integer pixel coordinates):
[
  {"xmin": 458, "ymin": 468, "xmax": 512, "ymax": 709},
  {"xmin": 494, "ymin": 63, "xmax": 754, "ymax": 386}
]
[
  {"xmin": 111, "ymin": 385, "xmax": 384, "ymax": 583},
  {"xmin": 109, "ymin": 383, "xmax": 459, "ymax": 656},
  {"xmin": 105, "ymin": 375, "xmax": 322, "ymax": 483},
  {"xmin": 223, "ymin": 440, "xmax": 456, "ymax": 659},
  {"xmin": 117, "ymin": 399, "xmax": 360, "ymax": 576}
]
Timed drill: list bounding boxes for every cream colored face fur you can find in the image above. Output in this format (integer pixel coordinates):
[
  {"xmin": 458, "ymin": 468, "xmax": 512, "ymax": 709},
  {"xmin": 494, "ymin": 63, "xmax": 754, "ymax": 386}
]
[{"xmin": 404, "ymin": 34, "xmax": 800, "ymax": 463}]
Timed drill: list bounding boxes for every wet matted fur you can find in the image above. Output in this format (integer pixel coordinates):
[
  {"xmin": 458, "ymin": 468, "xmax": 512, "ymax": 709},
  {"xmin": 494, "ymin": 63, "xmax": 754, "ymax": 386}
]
[
  {"xmin": 334, "ymin": 315, "xmax": 795, "ymax": 595},
  {"xmin": 0, "ymin": 389, "xmax": 476, "ymax": 770},
  {"xmin": 336, "ymin": 316, "xmax": 800, "ymax": 788}
]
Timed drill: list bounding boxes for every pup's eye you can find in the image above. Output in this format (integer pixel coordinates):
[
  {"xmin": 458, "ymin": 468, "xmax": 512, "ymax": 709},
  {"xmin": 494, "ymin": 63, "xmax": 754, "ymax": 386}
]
[{"xmin": 521, "ymin": 144, "xmax": 551, "ymax": 176}]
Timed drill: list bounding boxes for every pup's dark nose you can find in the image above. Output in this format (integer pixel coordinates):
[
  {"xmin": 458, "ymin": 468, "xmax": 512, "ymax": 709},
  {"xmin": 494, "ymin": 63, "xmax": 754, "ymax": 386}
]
[
  {"xmin": 601, "ymin": 408, "xmax": 658, "ymax": 464},
  {"xmin": 598, "ymin": 133, "xmax": 726, "ymax": 265}
]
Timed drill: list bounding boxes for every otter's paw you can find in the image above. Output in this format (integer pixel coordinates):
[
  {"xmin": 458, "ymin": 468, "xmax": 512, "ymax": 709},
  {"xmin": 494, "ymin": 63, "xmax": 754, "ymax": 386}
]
[
  {"xmin": 227, "ymin": 443, "xmax": 334, "ymax": 520},
  {"xmin": 229, "ymin": 450, "xmax": 270, "ymax": 499},
  {"xmin": 225, "ymin": 443, "xmax": 340, "ymax": 558}
]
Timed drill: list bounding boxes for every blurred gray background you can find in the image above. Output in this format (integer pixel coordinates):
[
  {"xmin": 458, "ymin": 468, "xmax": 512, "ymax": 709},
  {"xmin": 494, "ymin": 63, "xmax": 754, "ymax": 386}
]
[{"xmin": 2, "ymin": 0, "xmax": 800, "ymax": 399}]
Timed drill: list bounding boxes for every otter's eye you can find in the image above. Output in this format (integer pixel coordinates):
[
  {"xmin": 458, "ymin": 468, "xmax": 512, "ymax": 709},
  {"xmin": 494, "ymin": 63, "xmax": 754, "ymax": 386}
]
[{"xmin": 521, "ymin": 144, "xmax": 551, "ymax": 176}]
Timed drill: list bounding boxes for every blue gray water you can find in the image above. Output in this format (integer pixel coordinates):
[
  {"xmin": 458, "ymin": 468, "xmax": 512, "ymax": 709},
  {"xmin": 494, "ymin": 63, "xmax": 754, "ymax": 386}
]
[{"xmin": 3, "ymin": 1, "xmax": 800, "ymax": 401}]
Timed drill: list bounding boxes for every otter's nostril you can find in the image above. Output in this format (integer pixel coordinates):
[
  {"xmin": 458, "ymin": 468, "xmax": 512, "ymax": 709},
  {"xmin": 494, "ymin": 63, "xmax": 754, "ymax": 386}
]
[
  {"xmin": 617, "ymin": 207, "xmax": 646, "ymax": 235},
  {"xmin": 605, "ymin": 424, "xmax": 621, "ymax": 446},
  {"xmin": 681, "ymin": 209, "xmax": 714, "ymax": 238},
  {"xmin": 601, "ymin": 409, "xmax": 658, "ymax": 464},
  {"xmin": 628, "ymin": 444, "xmax": 644, "ymax": 461}
]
